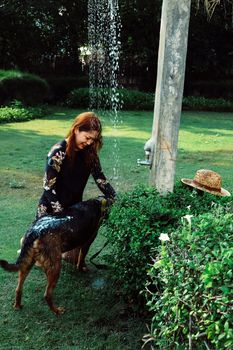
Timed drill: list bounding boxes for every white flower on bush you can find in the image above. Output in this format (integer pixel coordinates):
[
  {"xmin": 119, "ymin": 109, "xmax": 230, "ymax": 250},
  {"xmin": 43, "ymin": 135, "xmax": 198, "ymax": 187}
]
[{"xmin": 159, "ymin": 233, "xmax": 170, "ymax": 241}]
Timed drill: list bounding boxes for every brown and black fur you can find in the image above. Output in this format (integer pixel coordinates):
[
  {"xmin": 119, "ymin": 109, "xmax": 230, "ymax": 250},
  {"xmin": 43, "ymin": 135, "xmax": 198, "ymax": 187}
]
[{"xmin": 0, "ymin": 198, "xmax": 108, "ymax": 315}]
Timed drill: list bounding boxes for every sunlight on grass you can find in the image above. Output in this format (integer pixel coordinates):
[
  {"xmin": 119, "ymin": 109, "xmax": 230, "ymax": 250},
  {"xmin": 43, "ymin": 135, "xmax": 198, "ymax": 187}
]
[
  {"xmin": 103, "ymin": 125, "xmax": 149, "ymax": 140},
  {"xmin": 179, "ymin": 130, "xmax": 233, "ymax": 151},
  {"xmin": 1, "ymin": 109, "xmax": 233, "ymax": 193}
]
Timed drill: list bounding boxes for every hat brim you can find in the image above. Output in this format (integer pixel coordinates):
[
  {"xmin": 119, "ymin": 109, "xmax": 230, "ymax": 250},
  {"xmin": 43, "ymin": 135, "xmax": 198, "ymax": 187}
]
[{"xmin": 181, "ymin": 178, "xmax": 231, "ymax": 197}]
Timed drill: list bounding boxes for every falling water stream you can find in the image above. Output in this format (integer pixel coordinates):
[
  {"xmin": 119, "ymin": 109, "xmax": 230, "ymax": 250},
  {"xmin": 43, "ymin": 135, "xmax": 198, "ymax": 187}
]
[{"xmin": 88, "ymin": 0, "xmax": 122, "ymax": 189}]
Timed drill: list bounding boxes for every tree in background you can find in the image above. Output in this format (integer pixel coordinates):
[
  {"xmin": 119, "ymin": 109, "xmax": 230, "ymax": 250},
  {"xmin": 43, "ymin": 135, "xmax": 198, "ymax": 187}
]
[
  {"xmin": 0, "ymin": 0, "xmax": 87, "ymax": 75},
  {"xmin": 0, "ymin": 0, "xmax": 232, "ymax": 93},
  {"xmin": 118, "ymin": 0, "xmax": 162, "ymax": 91},
  {"xmin": 186, "ymin": 0, "xmax": 233, "ymax": 81}
]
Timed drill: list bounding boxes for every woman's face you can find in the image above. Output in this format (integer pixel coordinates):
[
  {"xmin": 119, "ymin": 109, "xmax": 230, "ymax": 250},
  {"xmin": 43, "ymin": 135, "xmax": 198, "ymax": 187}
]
[{"xmin": 74, "ymin": 128, "xmax": 98, "ymax": 150}]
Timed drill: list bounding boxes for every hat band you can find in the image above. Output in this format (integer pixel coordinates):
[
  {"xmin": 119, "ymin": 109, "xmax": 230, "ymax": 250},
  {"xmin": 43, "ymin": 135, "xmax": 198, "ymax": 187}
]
[{"xmin": 193, "ymin": 180, "xmax": 221, "ymax": 193}]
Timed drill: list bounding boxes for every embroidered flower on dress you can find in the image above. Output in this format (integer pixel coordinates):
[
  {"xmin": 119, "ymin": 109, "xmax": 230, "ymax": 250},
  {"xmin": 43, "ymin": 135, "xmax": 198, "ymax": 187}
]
[
  {"xmin": 48, "ymin": 151, "xmax": 65, "ymax": 172},
  {"xmin": 37, "ymin": 204, "xmax": 48, "ymax": 218},
  {"xmin": 51, "ymin": 201, "xmax": 63, "ymax": 213},
  {"xmin": 43, "ymin": 176, "xmax": 56, "ymax": 190},
  {"xmin": 96, "ymin": 178, "xmax": 109, "ymax": 186}
]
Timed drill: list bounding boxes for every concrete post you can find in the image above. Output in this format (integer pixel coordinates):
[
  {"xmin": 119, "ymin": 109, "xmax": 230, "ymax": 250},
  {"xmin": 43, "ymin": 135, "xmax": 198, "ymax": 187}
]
[{"xmin": 148, "ymin": 0, "xmax": 191, "ymax": 194}]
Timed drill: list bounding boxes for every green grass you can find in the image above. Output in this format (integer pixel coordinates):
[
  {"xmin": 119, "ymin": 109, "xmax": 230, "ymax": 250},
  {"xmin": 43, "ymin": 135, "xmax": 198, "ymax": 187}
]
[{"xmin": 0, "ymin": 108, "xmax": 233, "ymax": 349}]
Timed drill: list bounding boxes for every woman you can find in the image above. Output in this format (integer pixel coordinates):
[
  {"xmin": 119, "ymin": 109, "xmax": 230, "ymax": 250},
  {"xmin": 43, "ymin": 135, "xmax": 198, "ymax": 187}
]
[{"xmin": 37, "ymin": 111, "xmax": 116, "ymax": 218}]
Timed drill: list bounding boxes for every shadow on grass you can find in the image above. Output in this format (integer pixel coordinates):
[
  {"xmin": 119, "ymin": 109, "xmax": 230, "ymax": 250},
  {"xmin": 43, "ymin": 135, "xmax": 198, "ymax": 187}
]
[{"xmin": 0, "ymin": 262, "xmax": 148, "ymax": 350}]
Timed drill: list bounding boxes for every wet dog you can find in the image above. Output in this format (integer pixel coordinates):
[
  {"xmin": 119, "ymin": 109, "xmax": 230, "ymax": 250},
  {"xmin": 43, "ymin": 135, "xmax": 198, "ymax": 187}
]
[{"xmin": 0, "ymin": 197, "xmax": 109, "ymax": 315}]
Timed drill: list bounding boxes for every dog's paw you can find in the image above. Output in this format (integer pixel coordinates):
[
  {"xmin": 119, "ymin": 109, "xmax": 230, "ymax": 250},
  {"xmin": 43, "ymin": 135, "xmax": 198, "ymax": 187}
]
[
  {"xmin": 13, "ymin": 303, "xmax": 23, "ymax": 310},
  {"xmin": 77, "ymin": 265, "xmax": 89, "ymax": 273},
  {"xmin": 54, "ymin": 306, "xmax": 65, "ymax": 315}
]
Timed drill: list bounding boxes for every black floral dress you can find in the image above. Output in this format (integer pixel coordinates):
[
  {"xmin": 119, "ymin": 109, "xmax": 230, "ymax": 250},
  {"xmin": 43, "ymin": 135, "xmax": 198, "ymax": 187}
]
[{"xmin": 37, "ymin": 140, "xmax": 116, "ymax": 218}]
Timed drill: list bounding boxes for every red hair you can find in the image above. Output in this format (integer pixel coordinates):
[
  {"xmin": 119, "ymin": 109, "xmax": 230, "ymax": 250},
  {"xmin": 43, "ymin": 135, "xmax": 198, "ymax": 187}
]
[{"xmin": 66, "ymin": 112, "xmax": 103, "ymax": 168}]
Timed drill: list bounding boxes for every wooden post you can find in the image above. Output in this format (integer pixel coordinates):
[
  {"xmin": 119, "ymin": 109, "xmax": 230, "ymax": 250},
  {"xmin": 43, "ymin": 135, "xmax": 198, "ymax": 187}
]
[{"xmin": 149, "ymin": 0, "xmax": 191, "ymax": 194}]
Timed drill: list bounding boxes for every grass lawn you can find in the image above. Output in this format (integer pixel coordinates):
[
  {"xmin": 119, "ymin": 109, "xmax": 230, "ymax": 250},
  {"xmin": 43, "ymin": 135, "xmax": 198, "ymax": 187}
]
[{"xmin": 0, "ymin": 108, "xmax": 233, "ymax": 349}]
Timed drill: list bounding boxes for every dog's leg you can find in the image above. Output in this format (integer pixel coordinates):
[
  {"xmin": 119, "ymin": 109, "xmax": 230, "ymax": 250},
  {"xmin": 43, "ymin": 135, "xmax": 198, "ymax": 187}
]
[
  {"xmin": 43, "ymin": 257, "xmax": 64, "ymax": 315},
  {"xmin": 14, "ymin": 269, "xmax": 30, "ymax": 310},
  {"xmin": 77, "ymin": 228, "xmax": 99, "ymax": 272},
  {"xmin": 77, "ymin": 246, "xmax": 89, "ymax": 272},
  {"xmin": 62, "ymin": 247, "xmax": 81, "ymax": 265}
]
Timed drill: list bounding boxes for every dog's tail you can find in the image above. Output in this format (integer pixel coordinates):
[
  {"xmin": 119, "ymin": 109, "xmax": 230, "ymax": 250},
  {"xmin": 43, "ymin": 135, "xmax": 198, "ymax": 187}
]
[
  {"xmin": 0, "ymin": 238, "xmax": 35, "ymax": 273},
  {"xmin": 0, "ymin": 260, "xmax": 19, "ymax": 272}
]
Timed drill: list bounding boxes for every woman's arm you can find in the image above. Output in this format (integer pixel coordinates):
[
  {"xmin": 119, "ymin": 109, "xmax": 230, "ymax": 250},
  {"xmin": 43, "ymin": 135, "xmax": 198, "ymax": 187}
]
[
  {"xmin": 42, "ymin": 143, "xmax": 66, "ymax": 213},
  {"xmin": 91, "ymin": 157, "xmax": 116, "ymax": 199}
]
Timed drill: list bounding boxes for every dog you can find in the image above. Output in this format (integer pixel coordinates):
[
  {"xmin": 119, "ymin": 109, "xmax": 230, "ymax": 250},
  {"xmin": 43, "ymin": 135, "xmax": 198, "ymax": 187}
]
[{"xmin": 0, "ymin": 197, "xmax": 109, "ymax": 315}]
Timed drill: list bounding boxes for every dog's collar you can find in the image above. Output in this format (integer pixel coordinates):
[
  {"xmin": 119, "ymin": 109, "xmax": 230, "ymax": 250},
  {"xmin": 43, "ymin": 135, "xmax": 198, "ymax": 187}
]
[{"xmin": 100, "ymin": 198, "xmax": 108, "ymax": 213}]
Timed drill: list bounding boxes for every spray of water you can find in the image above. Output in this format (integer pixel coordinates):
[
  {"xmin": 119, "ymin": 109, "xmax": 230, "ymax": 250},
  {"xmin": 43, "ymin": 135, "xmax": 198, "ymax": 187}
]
[{"xmin": 88, "ymin": 0, "xmax": 122, "ymax": 189}]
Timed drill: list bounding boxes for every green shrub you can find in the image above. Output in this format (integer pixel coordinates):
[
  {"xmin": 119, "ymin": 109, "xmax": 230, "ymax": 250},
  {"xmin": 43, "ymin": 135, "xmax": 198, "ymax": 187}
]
[
  {"xmin": 67, "ymin": 87, "xmax": 233, "ymax": 112},
  {"xmin": 119, "ymin": 89, "xmax": 154, "ymax": 110},
  {"xmin": 144, "ymin": 207, "xmax": 233, "ymax": 350},
  {"xmin": 66, "ymin": 87, "xmax": 90, "ymax": 108},
  {"xmin": 47, "ymin": 76, "xmax": 88, "ymax": 102},
  {"xmin": 66, "ymin": 87, "xmax": 154, "ymax": 110},
  {"xmin": 103, "ymin": 184, "xmax": 230, "ymax": 307},
  {"xmin": 0, "ymin": 69, "xmax": 49, "ymax": 106},
  {"xmin": 182, "ymin": 96, "xmax": 233, "ymax": 112},
  {"xmin": 185, "ymin": 80, "xmax": 233, "ymax": 100},
  {"xmin": 0, "ymin": 100, "xmax": 47, "ymax": 123}
]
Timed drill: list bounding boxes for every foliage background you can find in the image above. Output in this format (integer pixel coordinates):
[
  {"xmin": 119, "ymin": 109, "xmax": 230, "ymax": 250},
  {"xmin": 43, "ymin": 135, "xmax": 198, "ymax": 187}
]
[{"xmin": 0, "ymin": 0, "xmax": 232, "ymax": 97}]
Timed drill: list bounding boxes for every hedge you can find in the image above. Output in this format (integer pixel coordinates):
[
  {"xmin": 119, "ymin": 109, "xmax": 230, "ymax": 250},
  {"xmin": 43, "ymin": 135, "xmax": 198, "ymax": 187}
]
[
  {"xmin": 66, "ymin": 87, "xmax": 233, "ymax": 112},
  {"xmin": 0, "ymin": 70, "xmax": 49, "ymax": 106},
  {"xmin": 47, "ymin": 76, "xmax": 88, "ymax": 102},
  {"xmin": 66, "ymin": 87, "xmax": 154, "ymax": 110}
]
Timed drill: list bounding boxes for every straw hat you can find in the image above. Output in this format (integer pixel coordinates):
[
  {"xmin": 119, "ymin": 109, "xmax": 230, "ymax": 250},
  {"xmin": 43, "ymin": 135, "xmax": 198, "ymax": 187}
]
[{"xmin": 181, "ymin": 169, "xmax": 231, "ymax": 197}]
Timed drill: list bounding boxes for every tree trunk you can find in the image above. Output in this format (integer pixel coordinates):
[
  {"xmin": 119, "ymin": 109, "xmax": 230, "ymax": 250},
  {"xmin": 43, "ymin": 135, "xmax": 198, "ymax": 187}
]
[{"xmin": 149, "ymin": 0, "xmax": 191, "ymax": 194}]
